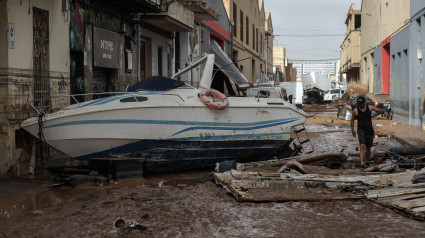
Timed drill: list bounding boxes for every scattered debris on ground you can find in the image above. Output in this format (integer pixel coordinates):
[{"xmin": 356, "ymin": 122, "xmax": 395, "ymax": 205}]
[
  {"xmin": 52, "ymin": 170, "xmax": 108, "ymax": 187},
  {"xmin": 214, "ymin": 149, "xmax": 425, "ymax": 220}
]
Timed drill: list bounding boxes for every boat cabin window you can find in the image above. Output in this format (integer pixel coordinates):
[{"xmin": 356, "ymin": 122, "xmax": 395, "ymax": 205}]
[{"xmin": 120, "ymin": 96, "xmax": 148, "ymax": 103}]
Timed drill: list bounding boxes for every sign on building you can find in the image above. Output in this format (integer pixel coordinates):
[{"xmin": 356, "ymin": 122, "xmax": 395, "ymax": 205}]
[
  {"xmin": 93, "ymin": 27, "xmax": 121, "ymax": 69},
  {"xmin": 9, "ymin": 23, "xmax": 15, "ymax": 49}
]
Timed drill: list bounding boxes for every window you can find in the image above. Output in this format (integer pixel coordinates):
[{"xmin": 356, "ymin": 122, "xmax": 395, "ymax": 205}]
[
  {"xmin": 120, "ymin": 96, "xmax": 148, "ymax": 103},
  {"xmin": 240, "ymin": 10, "xmax": 244, "ymax": 42},
  {"xmin": 15, "ymin": 129, "xmax": 28, "ymax": 148},
  {"xmin": 158, "ymin": 46, "xmax": 163, "ymax": 76},
  {"xmin": 252, "ymin": 24, "xmax": 255, "ymax": 50},
  {"xmin": 246, "ymin": 16, "xmax": 249, "ymax": 45},
  {"xmin": 256, "ymin": 28, "xmax": 258, "ymax": 52},
  {"xmin": 233, "ymin": 3, "xmax": 237, "ymax": 37},
  {"xmin": 260, "ymin": 35, "xmax": 263, "ymax": 54}
]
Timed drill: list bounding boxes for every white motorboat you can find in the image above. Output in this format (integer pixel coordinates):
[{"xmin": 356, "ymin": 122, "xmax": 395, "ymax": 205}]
[{"xmin": 21, "ymin": 54, "xmax": 308, "ymax": 172}]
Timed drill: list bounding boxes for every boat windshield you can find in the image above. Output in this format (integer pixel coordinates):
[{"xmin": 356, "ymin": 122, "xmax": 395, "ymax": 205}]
[{"xmin": 127, "ymin": 76, "xmax": 191, "ymax": 92}]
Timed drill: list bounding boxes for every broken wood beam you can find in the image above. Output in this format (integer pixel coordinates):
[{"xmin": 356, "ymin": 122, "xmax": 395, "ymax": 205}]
[
  {"xmin": 270, "ymin": 152, "xmax": 347, "ymax": 167},
  {"xmin": 277, "ymin": 160, "xmax": 306, "ymax": 173},
  {"xmin": 367, "ymin": 186, "xmax": 425, "ymax": 199}
]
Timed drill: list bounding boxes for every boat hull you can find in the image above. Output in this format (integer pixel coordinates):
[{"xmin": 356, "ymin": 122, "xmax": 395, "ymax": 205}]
[
  {"xmin": 21, "ymin": 91, "xmax": 307, "ymax": 172},
  {"xmin": 75, "ymin": 138, "xmax": 292, "ymax": 173}
]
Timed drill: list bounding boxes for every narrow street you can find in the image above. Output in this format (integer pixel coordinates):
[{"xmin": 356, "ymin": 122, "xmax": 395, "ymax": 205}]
[
  {"xmin": 2, "ymin": 0, "xmax": 425, "ymax": 237},
  {"xmin": 1, "ymin": 107, "xmax": 425, "ymax": 237}
]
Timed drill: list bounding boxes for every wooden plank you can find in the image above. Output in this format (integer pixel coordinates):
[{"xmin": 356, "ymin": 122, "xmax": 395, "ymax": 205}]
[
  {"xmin": 289, "ymin": 170, "xmax": 423, "ymax": 187},
  {"xmin": 213, "ymin": 173, "xmax": 235, "ymax": 184},
  {"xmin": 368, "ymin": 184, "xmax": 425, "ymax": 195},
  {"xmin": 391, "ymin": 197, "xmax": 425, "ymax": 210},
  {"xmin": 367, "ymin": 188, "xmax": 425, "ymax": 199},
  {"xmin": 412, "ymin": 206, "xmax": 425, "ymax": 213},
  {"xmin": 378, "ymin": 193, "xmax": 425, "ymax": 203},
  {"xmin": 231, "ymin": 179, "xmax": 309, "ymax": 189}
]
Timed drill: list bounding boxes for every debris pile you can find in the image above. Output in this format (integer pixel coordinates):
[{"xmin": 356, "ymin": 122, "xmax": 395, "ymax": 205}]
[
  {"xmin": 339, "ymin": 82, "xmax": 368, "ymax": 101},
  {"xmin": 213, "ymin": 152, "xmax": 425, "ymax": 220}
]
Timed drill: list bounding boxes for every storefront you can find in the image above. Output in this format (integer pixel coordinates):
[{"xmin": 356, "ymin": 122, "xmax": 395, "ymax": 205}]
[{"xmin": 69, "ymin": 0, "xmax": 137, "ymax": 102}]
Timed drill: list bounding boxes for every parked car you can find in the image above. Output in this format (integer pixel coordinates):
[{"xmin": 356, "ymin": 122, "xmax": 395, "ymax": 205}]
[{"xmin": 323, "ymin": 88, "xmax": 344, "ymax": 102}]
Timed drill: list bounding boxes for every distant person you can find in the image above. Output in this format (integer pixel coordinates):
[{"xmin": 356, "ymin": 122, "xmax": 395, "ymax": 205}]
[
  {"xmin": 288, "ymin": 95, "xmax": 293, "ymax": 104},
  {"xmin": 350, "ymin": 95, "xmax": 388, "ymax": 168}
]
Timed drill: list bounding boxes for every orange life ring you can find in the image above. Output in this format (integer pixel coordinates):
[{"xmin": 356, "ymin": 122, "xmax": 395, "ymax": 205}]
[{"xmin": 199, "ymin": 88, "xmax": 229, "ymax": 110}]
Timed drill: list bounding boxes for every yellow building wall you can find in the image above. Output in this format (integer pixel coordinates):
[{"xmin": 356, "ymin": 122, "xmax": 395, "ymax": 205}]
[{"xmin": 222, "ymin": 0, "xmax": 271, "ymax": 84}]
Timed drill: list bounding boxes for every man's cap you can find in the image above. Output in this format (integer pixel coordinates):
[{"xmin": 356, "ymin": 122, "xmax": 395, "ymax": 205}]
[{"xmin": 357, "ymin": 96, "xmax": 365, "ymax": 104}]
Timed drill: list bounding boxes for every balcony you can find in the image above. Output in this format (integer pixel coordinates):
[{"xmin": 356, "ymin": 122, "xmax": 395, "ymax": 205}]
[
  {"xmin": 142, "ymin": 1, "xmax": 195, "ymax": 33},
  {"xmin": 179, "ymin": 0, "xmax": 218, "ymax": 21},
  {"xmin": 100, "ymin": 0, "xmax": 162, "ymax": 13},
  {"xmin": 340, "ymin": 30, "xmax": 360, "ymax": 73}
]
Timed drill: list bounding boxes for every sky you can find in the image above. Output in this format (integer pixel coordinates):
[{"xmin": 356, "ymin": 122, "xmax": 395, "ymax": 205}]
[{"xmin": 263, "ymin": 0, "xmax": 362, "ymax": 63}]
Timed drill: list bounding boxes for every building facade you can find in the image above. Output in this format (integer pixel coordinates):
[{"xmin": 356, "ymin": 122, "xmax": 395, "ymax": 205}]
[
  {"xmin": 360, "ymin": 0, "xmax": 410, "ymax": 94},
  {"xmin": 222, "ymin": 0, "xmax": 273, "ymax": 84},
  {"xmin": 340, "ymin": 4, "xmax": 361, "ymax": 83},
  {"xmin": 388, "ymin": 0, "xmax": 425, "ymax": 127},
  {"xmin": 294, "ymin": 62, "xmax": 337, "ymax": 79},
  {"xmin": 1, "ymin": 0, "xmax": 72, "ymax": 177},
  {"xmin": 273, "ymin": 46, "xmax": 286, "ymax": 81},
  {"xmin": 0, "ymin": 0, "xmax": 206, "ymax": 178}
]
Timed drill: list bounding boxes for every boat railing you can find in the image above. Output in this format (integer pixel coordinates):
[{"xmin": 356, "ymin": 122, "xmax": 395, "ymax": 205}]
[
  {"xmin": 26, "ymin": 91, "xmax": 187, "ymax": 116},
  {"xmin": 66, "ymin": 91, "xmax": 186, "ymax": 105}
]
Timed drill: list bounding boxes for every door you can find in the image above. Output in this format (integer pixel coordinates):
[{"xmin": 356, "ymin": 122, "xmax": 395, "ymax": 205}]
[
  {"xmin": 158, "ymin": 46, "xmax": 163, "ymax": 76},
  {"xmin": 140, "ymin": 38, "xmax": 147, "ymax": 80},
  {"xmin": 382, "ymin": 38, "xmax": 391, "ymax": 94},
  {"xmin": 33, "ymin": 7, "xmax": 50, "ymax": 112},
  {"xmin": 70, "ymin": 51, "xmax": 84, "ymax": 104}
]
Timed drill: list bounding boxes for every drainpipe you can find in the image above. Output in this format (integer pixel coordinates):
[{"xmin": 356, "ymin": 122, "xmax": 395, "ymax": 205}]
[
  {"xmin": 230, "ymin": 21, "xmax": 234, "ymax": 60},
  {"xmin": 133, "ymin": 14, "xmax": 141, "ymax": 82},
  {"xmin": 137, "ymin": 23, "xmax": 140, "ymax": 82},
  {"xmin": 265, "ymin": 32, "xmax": 271, "ymax": 82}
]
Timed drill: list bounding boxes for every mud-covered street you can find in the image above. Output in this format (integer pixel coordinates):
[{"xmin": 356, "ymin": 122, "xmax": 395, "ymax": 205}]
[
  {"xmin": 1, "ymin": 172, "xmax": 425, "ymax": 238},
  {"xmin": 2, "ymin": 108, "xmax": 425, "ymax": 237}
]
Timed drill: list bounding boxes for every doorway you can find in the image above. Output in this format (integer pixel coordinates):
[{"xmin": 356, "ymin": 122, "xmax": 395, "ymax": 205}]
[
  {"xmin": 33, "ymin": 7, "xmax": 50, "ymax": 111},
  {"xmin": 158, "ymin": 46, "xmax": 163, "ymax": 76},
  {"xmin": 70, "ymin": 51, "xmax": 84, "ymax": 104},
  {"xmin": 382, "ymin": 38, "xmax": 390, "ymax": 94},
  {"xmin": 140, "ymin": 38, "xmax": 147, "ymax": 80}
]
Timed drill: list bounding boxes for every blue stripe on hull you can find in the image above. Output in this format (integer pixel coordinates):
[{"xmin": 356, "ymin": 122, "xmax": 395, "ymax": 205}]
[{"xmin": 76, "ymin": 139, "xmax": 292, "ymax": 173}]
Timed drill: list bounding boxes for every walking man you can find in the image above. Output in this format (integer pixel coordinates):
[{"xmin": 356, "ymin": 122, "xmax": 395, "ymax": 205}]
[{"xmin": 351, "ymin": 96, "xmax": 388, "ymax": 167}]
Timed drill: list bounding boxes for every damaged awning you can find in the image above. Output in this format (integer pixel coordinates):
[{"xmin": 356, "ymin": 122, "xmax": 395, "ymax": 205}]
[{"xmin": 211, "ymin": 41, "xmax": 249, "ymax": 88}]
